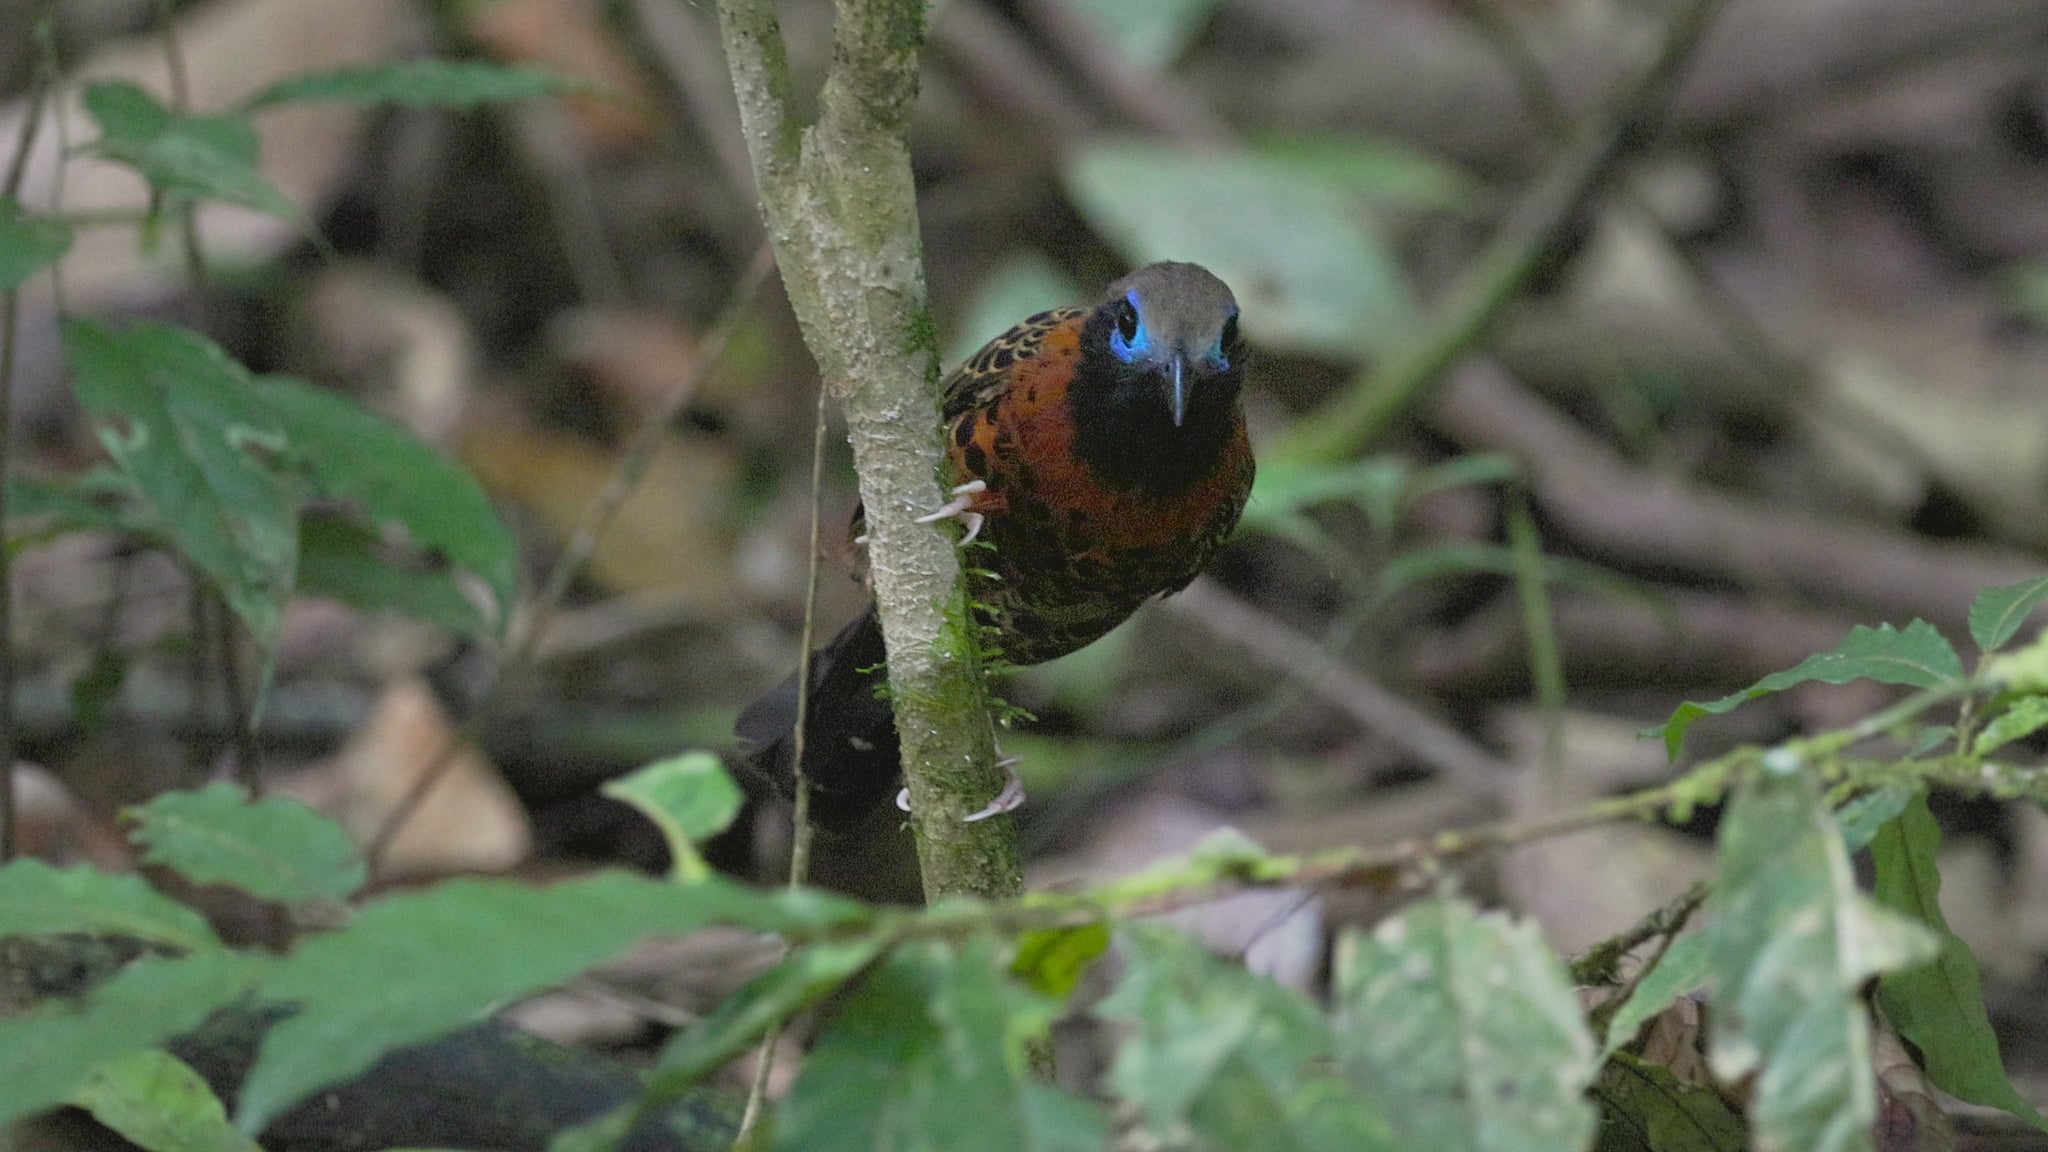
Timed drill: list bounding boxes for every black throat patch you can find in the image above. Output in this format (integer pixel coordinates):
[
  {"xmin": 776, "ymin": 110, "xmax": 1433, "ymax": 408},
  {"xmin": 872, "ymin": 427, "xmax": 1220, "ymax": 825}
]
[{"xmin": 1066, "ymin": 306, "xmax": 1244, "ymax": 496}]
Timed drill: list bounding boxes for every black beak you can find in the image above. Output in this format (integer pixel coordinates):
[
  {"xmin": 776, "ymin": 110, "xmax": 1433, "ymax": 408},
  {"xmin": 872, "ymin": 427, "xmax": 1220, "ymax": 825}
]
[{"xmin": 1168, "ymin": 354, "xmax": 1187, "ymax": 427}]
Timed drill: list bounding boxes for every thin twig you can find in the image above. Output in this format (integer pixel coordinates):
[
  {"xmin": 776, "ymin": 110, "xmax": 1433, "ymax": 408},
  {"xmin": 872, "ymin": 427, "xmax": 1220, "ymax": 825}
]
[
  {"xmin": 1507, "ymin": 490, "xmax": 1565, "ymax": 780},
  {"xmin": 0, "ymin": 70, "xmax": 50, "ymax": 862},
  {"xmin": 1278, "ymin": 0, "xmax": 1727, "ymax": 461},
  {"xmin": 365, "ymin": 244, "xmax": 775, "ymax": 874}
]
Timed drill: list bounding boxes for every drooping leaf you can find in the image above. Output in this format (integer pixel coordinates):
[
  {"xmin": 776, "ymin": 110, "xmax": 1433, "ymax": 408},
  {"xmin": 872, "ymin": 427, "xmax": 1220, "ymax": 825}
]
[
  {"xmin": 296, "ymin": 512, "xmax": 484, "ymax": 635},
  {"xmin": 0, "ymin": 195, "xmax": 72, "ymax": 290},
  {"xmin": 82, "ymin": 83, "xmax": 299, "ymax": 220},
  {"xmin": 1250, "ymin": 133, "xmax": 1481, "ymax": 212},
  {"xmin": 1968, "ymin": 575, "xmax": 2048, "ymax": 652},
  {"xmin": 1973, "ymin": 695, "xmax": 2048, "ymax": 757},
  {"xmin": 1835, "ymin": 785, "xmax": 1916, "ymax": 855},
  {"xmin": 1871, "ymin": 791, "xmax": 2048, "ymax": 1130},
  {"xmin": 0, "ymin": 951, "xmax": 265, "ymax": 1130},
  {"xmin": 1598, "ymin": 933, "xmax": 1709, "ymax": 1061},
  {"xmin": 247, "ymin": 61, "xmax": 585, "ymax": 111},
  {"xmin": 258, "ymin": 375, "xmax": 517, "ymax": 629},
  {"xmin": 236, "ymin": 873, "xmax": 863, "ymax": 1134},
  {"xmin": 1066, "ymin": 142, "xmax": 1413, "ymax": 356},
  {"xmin": 73, "ymin": 1049, "xmax": 263, "ymax": 1152},
  {"xmin": 0, "ymin": 859, "xmax": 219, "ymax": 952},
  {"xmin": 64, "ymin": 320, "xmax": 299, "ymax": 651},
  {"xmin": 1654, "ymin": 620, "xmax": 1965, "ymax": 759},
  {"xmin": 1593, "ymin": 1052, "xmax": 1746, "ymax": 1152},
  {"xmin": 1100, "ymin": 925, "xmax": 1391, "ymax": 1151},
  {"xmin": 645, "ymin": 938, "xmax": 885, "ymax": 1101},
  {"xmin": 124, "ymin": 782, "xmax": 365, "ymax": 906},
  {"xmin": 777, "ymin": 936, "xmax": 1106, "ymax": 1152},
  {"xmin": 1703, "ymin": 769, "xmax": 1939, "ymax": 1152},
  {"xmin": 601, "ymin": 753, "xmax": 743, "ymax": 883},
  {"xmin": 1333, "ymin": 897, "xmax": 1598, "ymax": 1152}
]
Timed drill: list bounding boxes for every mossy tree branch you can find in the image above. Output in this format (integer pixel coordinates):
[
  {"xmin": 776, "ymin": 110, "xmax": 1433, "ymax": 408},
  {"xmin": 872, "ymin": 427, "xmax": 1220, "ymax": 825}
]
[{"xmin": 716, "ymin": 0, "xmax": 1019, "ymax": 900}]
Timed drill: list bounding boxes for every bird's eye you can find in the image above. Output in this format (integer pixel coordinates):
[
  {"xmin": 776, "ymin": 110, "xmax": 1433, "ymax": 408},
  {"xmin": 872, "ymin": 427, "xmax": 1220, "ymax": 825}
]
[{"xmin": 1115, "ymin": 299, "xmax": 1140, "ymax": 344}]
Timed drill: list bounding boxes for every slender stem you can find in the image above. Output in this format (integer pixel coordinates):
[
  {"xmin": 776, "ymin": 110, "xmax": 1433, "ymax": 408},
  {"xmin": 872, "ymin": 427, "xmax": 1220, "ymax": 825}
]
[
  {"xmin": 1507, "ymin": 491, "xmax": 1565, "ymax": 779},
  {"xmin": 365, "ymin": 246, "xmax": 774, "ymax": 874}
]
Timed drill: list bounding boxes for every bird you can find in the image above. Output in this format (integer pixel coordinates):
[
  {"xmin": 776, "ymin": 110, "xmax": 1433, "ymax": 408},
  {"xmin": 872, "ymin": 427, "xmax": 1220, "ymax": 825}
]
[{"xmin": 736, "ymin": 261, "xmax": 1254, "ymax": 830}]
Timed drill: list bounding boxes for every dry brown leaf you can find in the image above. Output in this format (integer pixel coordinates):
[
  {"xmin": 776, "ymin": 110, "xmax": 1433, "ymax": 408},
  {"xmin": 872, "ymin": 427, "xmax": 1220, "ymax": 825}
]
[
  {"xmin": 327, "ymin": 677, "xmax": 531, "ymax": 877},
  {"xmin": 463, "ymin": 0, "xmax": 662, "ymax": 153}
]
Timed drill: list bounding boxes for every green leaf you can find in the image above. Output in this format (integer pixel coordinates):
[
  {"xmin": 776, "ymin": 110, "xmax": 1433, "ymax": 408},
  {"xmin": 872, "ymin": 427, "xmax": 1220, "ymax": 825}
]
[
  {"xmin": 246, "ymin": 61, "xmax": 585, "ymax": 111},
  {"xmin": 1974, "ymin": 695, "xmax": 2048, "ymax": 757},
  {"xmin": 1061, "ymin": 0, "xmax": 1218, "ymax": 69},
  {"xmin": 1835, "ymin": 785, "xmax": 1916, "ymax": 855},
  {"xmin": 601, "ymin": 753, "xmax": 743, "ymax": 883},
  {"xmin": 0, "ymin": 859, "xmax": 219, "ymax": 951},
  {"xmin": 236, "ymin": 873, "xmax": 863, "ymax": 1134},
  {"xmin": 1703, "ymin": 770, "xmax": 1939, "ymax": 1152},
  {"xmin": 1598, "ymin": 933, "xmax": 1709, "ymax": 1061},
  {"xmin": 1066, "ymin": 142, "xmax": 1413, "ymax": 356},
  {"xmin": 1250, "ymin": 133, "xmax": 1481, "ymax": 212},
  {"xmin": 645, "ymin": 938, "xmax": 885, "ymax": 1103},
  {"xmin": 82, "ymin": 82, "xmax": 300, "ymax": 221},
  {"xmin": 296, "ymin": 512, "xmax": 485, "ymax": 635},
  {"xmin": 1872, "ymin": 791, "xmax": 2048, "ymax": 1130},
  {"xmin": 778, "ymin": 936, "xmax": 1106, "ymax": 1152},
  {"xmin": 0, "ymin": 951, "xmax": 265, "ymax": 1130},
  {"xmin": 1333, "ymin": 897, "xmax": 1598, "ymax": 1152},
  {"xmin": 64, "ymin": 321, "xmax": 299, "ymax": 651},
  {"xmin": 73, "ymin": 1049, "xmax": 262, "ymax": 1152},
  {"xmin": 258, "ymin": 375, "xmax": 517, "ymax": 629},
  {"xmin": 1101, "ymin": 926, "xmax": 1390, "ymax": 1150},
  {"xmin": 1969, "ymin": 576, "xmax": 2048, "ymax": 652},
  {"xmin": 1653, "ymin": 620, "xmax": 1965, "ymax": 759},
  {"xmin": 124, "ymin": 782, "xmax": 365, "ymax": 906},
  {"xmin": 0, "ymin": 195, "xmax": 72, "ymax": 290},
  {"xmin": 1011, "ymin": 923, "xmax": 1110, "ymax": 999},
  {"xmin": 1594, "ymin": 1052, "xmax": 1746, "ymax": 1152}
]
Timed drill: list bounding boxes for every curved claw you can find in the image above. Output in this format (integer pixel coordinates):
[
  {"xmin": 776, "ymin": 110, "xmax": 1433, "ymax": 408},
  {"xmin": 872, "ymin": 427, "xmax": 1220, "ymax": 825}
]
[
  {"xmin": 914, "ymin": 480, "xmax": 989, "ymax": 547},
  {"xmin": 894, "ymin": 754, "xmax": 1028, "ymax": 823}
]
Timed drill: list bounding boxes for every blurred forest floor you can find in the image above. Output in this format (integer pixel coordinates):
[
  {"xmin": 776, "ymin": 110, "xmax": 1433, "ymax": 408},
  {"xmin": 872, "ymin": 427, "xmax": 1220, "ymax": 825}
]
[{"xmin": 6, "ymin": 0, "xmax": 2048, "ymax": 1141}]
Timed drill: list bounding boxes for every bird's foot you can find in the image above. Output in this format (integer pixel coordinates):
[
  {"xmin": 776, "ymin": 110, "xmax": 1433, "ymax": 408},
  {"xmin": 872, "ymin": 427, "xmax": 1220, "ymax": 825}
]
[
  {"xmin": 894, "ymin": 752, "xmax": 1026, "ymax": 823},
  {"xmin": 914, "ymin": 480, "xmax": 988, "ymax": 546}
]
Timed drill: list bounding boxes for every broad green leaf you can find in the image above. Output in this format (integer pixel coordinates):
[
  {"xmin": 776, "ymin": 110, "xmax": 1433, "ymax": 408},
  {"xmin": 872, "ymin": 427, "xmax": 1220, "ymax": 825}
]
[
  {"xmin": 1974, "ymin": 695, "xmax": 2048, "ymax": 757},
  {"xmin": 1334, "ymin": 898, "xmax": 1598, "ymax": 1152},
  {"xmin": 124, "ymin": 782, "xmax": 365, "ymax": 906},
  {"xmin": 1654, "ymin": 620, "xmax": 1965, "ymax": 759},
  {"xmin": 73, "ymin": 1049, "xmax": 262, "ymax": 1152},
  {"xmin": 778, "ymin": 936, "xmax": 1105, "ymax": 1152},
  {"xmin": 1872, "ymin": 792, "xmax": 2048, "ymax": 1130},
  {"xmin": 1704, "ymin": 770, "xmax": 1939, "ymax": 1152},
  {"xmin": 82, "ymin": 83, "xmax": 299, "ymax": 220},
  {"xmin": 6, "ymin": 469, "xmax": 153, "ymax": 546},
  {"xmin": 1011, "ymin": 923, "xmax": 1110, "ymax": 998},
  {"xmin": 258, "ymin": 375, "xmax": 516, "ymax": 629},
  {"xmin": 0, "ymin": 951, "xmax": 264, "ymax": 1129},
  {"xmin": 246, "ymin": 61, "xmax": 584, "ymax": 111},
  {"xmin": 1969, "ymin": 576, "xmax": 2048, "ymax": 652},
  {"xmin": 1062, "ymin": 0, "xmax": 1217, "ymax": 69},
  {"xmin": 0, "ymin": 859, "xmax": 219, "ymax": 951},
  {"xmin": 1835, "ymin": 785, "xmax": 1915, "ymax": 855},
  {"xmin": 601, "ymin": 753, "xmax": 743, "ymax": 883},
  {"xmin": 1598, "ymin": 933, "xmax": 1709, "ymax": 1061},
  {"xmin": 65, "ymin": 321, "xmax": 298, "ymax": 650},
  {"xmin": 1251, "ymin": 133, "xmax": 1481, "ymax": 212},
  {"xmin": 1101, "ymin": 925, "xmax": 1391, "ymax": 1150},
  {"xmin": 1067, "ymin": 142, "xmax": 1413, "ymax": 356},
  {"xmin": 950, "ymin": 254, "xmax": 1078, "ymax": 365},
  {"xmin": 1593, "ymin": 1052, "xmax": 1746, "ymax": 1152},
  {"xmin": 0, "ymin": 196, "xmax": 72, "ymax": 289},
  {"xmin": 296, "ymin": 513, "xmax": 485, "ymax": 635},
  {"xmin": 237, "ymin": 873, "xmax": 863, "ymax": 1134},
  {"xmin": 645, "ymin": 938, "xmax": 885, "ymax": 1102}
]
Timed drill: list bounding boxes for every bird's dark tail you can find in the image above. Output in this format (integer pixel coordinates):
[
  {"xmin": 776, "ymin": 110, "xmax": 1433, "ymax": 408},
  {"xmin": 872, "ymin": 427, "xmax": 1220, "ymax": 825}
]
[{"xmin": 734, "ymin": 605, "xmax": 901, "ymax": 830}]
